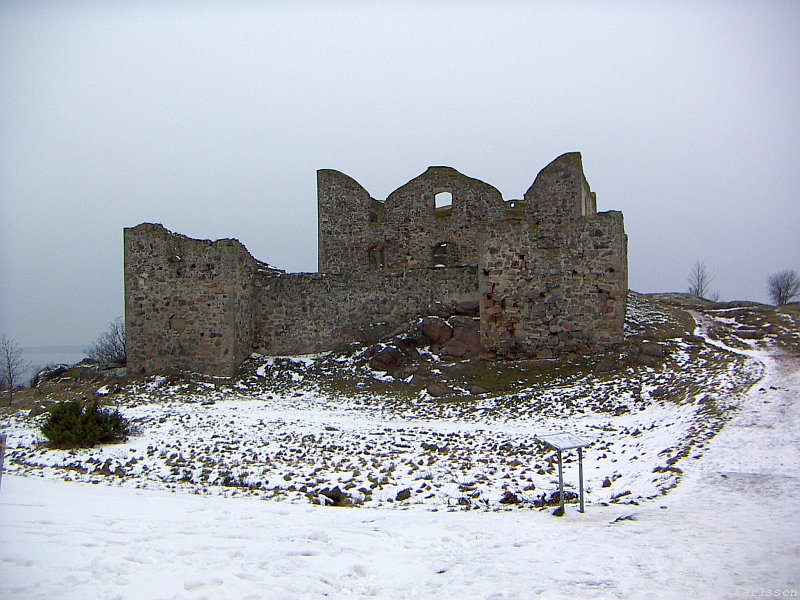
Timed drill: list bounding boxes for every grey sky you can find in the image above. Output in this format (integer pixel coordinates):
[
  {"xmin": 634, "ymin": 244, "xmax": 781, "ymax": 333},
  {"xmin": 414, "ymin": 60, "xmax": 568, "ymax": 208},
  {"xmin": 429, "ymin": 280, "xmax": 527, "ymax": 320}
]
[{"xmin": 1, "ymin": 1, "xmax": 798, "ymax": 347}]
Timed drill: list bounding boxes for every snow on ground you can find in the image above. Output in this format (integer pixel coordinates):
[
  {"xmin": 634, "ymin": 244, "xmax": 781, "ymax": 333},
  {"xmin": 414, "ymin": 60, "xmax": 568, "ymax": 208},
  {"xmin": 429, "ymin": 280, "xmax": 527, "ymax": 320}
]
[
  {"xmin": 1, "ymin": 349, "xmax": 798, "ymax": 599},
  {"xmin": 0, "ymin": 321, "xmax": 762, "ymax": 510},
  {"xmin": 1, "ymin": 300, "xmax": 799, "ymax": 598}
]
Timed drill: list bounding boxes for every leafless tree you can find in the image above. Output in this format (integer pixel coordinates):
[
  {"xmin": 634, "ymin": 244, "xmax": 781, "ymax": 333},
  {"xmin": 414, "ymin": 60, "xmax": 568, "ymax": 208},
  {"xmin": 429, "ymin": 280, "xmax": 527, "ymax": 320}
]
[
  {"xmin": 768, "ymin": 270, "xmax": 800, "ymax": 306},
  {"xmin": 1, "ymin": 335, "xmax": 31, "ymax": 405},
  {"xmin": 84, "ymin": 317, "xmax": 127, "ymax": 365},
  {"xmin": 687, "ymin": 259, "xmax": 718, "ymax": 301}
]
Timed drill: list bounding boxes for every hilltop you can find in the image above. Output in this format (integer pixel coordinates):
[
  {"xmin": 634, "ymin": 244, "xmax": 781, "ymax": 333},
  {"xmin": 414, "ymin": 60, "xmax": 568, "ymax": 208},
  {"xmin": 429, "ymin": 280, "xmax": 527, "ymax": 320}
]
[
  {"xmin": 2, "ymin": 292, "xmax": 800, "ymax": 598},
  {"xmin": 2, "ymin": 292, "xmax": 798, "ymax": 510}
]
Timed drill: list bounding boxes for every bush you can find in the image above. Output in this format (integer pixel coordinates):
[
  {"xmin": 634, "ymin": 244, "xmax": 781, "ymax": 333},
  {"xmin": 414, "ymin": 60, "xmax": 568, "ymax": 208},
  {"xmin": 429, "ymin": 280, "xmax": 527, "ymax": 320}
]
[
  {"xmin": 40, "ymin": 400, "xmax": 131, "ymax": 448},
  {"xmin": 84, "ymin": 317, "xmax": 126, "ymax": 365}
]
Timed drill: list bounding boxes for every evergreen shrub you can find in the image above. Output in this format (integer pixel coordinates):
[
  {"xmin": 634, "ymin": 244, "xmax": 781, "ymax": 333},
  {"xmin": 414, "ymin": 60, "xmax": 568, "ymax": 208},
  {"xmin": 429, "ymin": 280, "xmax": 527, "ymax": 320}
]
[{"xmin": 41, "ymin": 400, "xmax": 131, "ymax": 448}]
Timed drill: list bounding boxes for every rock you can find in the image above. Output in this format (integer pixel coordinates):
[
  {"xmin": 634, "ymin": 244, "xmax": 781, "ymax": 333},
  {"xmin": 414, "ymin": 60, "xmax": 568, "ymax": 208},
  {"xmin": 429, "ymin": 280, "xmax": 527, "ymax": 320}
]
[
  {"xmin": 421, "ymin": 317, "xmax": 453, "ymax": 346},
  {"xmin": 426, "ymin": 382, "xmax": 452, "ymax": 398},
  {"xmin": 396, "ymin": 488, "xmax": 412, "ymax": 501},
  {"xmin": 602, "ymin": 477, "xmax": 612, "ymax": 488},
  {"xmin": 28, "ymin": 404, "xmax": 49, "ymax": 418},
  {"xmin": 595, "ymin": 357, "xmax": 619, "ymax": 373},
  {"xmin": 368, "ymin": 345, "xmax": 407, "ymax": 372},
  {"xmin": 357, "ymin": 323, "xmax": 394, "ymax": 345},
  {"xmin": 30, "ymin": 364, "xmax": 71, "ymax": 388},
  {"xmin": 100, "ymin": 367, "xmax": 127, "ymax": 380},
  {"xmin": 319, "ymin": 486, "xmax": 349, "ymax": 507},
  {"xmin": 469, "ymin": 384, "xmax": 489, "ymax": 395},
  {"xmin": 640, "ymin": 342, "xmax": 665, "ymax": 358},
  {"xmin": 394, "ymin": 337, "xmax": 420, "ymax": 358},
  {"xmin": 499, "ymin": 490, "xmax": 521, "ymax": 504},
  {"xmin": 410, "ymin": 367, "xmax": 434, "ymax": 386},
  {"xmin": 443, "ymin": 338, "xmax": 471, "ymax": 358},
  {"xmin": 448, "ymin": 321, "xmax": 481, "ymax": 357},
  {"xmin": 684, "ymin": 334, "xmax": 705, "ymax": 344},
  {"xmin": 454, "ymin": 300, "xmax": 479, "ymax": 316},
  {"xmin": 427, "ymin": 302, "xmax": 454, "ymax": 318},
  {"xmin": 535, "ymin": 490, "xmax": 579, "ymax": 508}
]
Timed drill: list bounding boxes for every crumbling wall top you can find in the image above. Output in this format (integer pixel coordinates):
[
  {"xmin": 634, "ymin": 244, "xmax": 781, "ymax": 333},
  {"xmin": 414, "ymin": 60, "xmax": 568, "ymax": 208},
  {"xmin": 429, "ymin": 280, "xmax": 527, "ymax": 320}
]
[{"xmin": 524, "ymin": 152, "xmax": 596, "ymax": 222}]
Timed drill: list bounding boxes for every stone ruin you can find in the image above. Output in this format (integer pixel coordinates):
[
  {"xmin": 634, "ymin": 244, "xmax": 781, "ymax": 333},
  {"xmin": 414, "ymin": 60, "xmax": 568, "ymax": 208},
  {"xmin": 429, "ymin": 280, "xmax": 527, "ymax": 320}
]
[{"xmin": 124, "ymin": 152, "xmax": 628, "ymax": 376}]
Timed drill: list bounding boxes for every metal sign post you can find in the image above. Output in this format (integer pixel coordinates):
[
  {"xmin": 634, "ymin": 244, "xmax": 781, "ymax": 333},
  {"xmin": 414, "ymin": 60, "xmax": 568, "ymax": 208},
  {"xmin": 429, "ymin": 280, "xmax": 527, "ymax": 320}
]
[
  {"xmin": 537, "ymin": 433, "xmax": 592, "ymax": 514},
  {"xmin": 0, "ymin": 433, "xmax": 6, "ymax": 493}
]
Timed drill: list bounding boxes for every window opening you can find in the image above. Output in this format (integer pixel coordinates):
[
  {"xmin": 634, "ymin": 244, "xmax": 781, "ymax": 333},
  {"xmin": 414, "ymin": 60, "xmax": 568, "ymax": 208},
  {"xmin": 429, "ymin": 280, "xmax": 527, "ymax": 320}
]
[
  {"xmin": 435, "ymin": 191, "xmax": 453, "ymax": 209},
  {"xmin": 368, "ymin": 246, "xmax": 385, "ymax": 269},
  {"xmin": 432, "ymin": 242, "xmax": 449, "ymax": 267}
]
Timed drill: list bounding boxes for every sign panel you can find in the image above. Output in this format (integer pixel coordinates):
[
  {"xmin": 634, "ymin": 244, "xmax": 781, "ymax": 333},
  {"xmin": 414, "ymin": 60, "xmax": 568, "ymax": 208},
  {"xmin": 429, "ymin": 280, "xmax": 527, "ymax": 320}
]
[{"xmin": 537, "ymin": 432, "xmax": 591, "ymax": 451}]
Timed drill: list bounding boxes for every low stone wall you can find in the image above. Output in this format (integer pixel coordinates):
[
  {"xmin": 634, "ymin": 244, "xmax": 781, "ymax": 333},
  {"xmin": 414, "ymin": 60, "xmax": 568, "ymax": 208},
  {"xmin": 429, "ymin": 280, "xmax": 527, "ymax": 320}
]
[{"xmin": 254, "ymin": 266, "xmax": 479, "ymax": 355}]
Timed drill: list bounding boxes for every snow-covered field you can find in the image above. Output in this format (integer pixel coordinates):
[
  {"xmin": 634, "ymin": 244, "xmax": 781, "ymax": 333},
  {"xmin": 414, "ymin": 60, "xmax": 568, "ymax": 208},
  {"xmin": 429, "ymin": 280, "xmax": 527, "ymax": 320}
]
[{"xmin": 1, "ymin": 299, "xmax": 799, "ymax": 598}]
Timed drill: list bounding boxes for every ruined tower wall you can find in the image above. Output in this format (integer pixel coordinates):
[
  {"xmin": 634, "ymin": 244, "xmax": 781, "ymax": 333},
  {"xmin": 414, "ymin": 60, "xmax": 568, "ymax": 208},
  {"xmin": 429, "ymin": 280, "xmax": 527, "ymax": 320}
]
[
  {"xmin": 524, "ymin": 152, "xmax": 597, "ymax": 223},
  {"xmin": 124, "ymin": 223, "xmax": 261, "ymax": 376},
  {"xmin": 318, "ymin": 167, "xmax": 507, "ymax": 275},
  {"xmin": 317, "ymin": 170, "xmax": 376, "ymax": 275},
  {"xmin": 253, "ymin": 267, "xmax": 479, "ymax": 355},
  {"xmin": 479, "ymin": 211, "xmax": 627, "ymax": 358}
]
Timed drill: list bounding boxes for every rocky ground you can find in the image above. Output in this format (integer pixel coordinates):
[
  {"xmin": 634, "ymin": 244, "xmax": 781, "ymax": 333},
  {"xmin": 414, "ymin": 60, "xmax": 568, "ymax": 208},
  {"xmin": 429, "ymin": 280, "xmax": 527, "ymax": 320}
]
[{"xmin": 1, "ymin": 293, "xmax": 798, "ymax": 511}]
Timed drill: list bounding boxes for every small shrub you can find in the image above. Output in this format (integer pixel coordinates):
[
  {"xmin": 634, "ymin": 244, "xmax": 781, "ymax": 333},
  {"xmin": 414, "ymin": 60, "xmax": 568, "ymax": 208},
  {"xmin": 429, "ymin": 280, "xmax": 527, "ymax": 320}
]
[{"xmin": 40, "ymin": 400, "xmax": 131, "ymax": 448}]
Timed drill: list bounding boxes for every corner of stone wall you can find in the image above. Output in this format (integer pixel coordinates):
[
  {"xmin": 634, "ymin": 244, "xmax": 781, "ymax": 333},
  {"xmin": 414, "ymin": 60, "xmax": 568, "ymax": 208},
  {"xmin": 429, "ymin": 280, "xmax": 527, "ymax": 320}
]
[
  {"xmin": 478, "ymin": 203, "xmax": 627, "ymax": 359},
  {"xmin": 124, "ymin": 223, "xmax": 257, "ymax": 376}
]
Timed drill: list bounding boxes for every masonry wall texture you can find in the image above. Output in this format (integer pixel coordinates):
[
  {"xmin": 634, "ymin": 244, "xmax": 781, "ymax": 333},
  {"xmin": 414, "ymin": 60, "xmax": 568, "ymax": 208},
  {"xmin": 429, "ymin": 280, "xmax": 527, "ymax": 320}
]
[{"xmin": 125, "ymin": 152, "xmax": 628, "ymax": 376}]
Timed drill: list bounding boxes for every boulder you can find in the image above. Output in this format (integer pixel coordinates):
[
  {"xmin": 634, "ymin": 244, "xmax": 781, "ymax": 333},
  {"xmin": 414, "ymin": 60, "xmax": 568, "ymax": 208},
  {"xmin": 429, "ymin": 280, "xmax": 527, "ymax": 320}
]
[
  {"xmin": 318, "ymin": 486, "xmax": 351, "ymax": 507},
  {"xmin": 444, "ymin": 318, "xmax": 481, "ymax": 357},
  {"xmin": 421, "ymin": 317, "xmax": 453, "ymax": 346},
  {"xmin": 426, "ymin": 382, "xmax": 453, "ymax": 398},
  {"xmin": 368, "ymin": 346, "xmax": 407, "ymax": 372},
  {"xmin": 443, "ymin": 338, "xmax": 472, "ymax": 358}
]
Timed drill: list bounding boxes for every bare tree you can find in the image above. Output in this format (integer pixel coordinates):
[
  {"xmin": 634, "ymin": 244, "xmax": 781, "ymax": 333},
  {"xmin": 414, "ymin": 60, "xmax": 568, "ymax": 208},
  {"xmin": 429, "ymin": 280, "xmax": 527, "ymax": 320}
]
[
  {"xmin": 1, "ymin": 335, "xmax": 31, "ymax": 405},
  {"xmin": 768, "ymin": 270, "xmax": 800, "ymax": 306},
  {"xmin": 84, "ymin": 317, "xmax": 127, "ymax": 365},
  {"xmin": 687, "ymin": 259, "xmax": 718, "ymax": 300}
]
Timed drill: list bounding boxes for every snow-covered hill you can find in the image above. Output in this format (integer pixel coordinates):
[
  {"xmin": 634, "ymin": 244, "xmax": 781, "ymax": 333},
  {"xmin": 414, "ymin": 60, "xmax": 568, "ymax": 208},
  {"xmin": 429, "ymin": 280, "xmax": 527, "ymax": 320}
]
[{"xmin": 1, "ymin": 294, "xmax": 798, "ymax": 598}]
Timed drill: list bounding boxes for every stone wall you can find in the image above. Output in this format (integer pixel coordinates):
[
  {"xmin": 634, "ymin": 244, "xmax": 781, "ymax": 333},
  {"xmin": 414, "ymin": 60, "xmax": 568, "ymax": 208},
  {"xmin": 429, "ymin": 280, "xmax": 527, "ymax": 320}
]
[
  {"xmin": 253, "ymin": 266, "xmax": 479, "ymax": 355},
  {"xmin": 124, "ymin": 223, "xmax": 277, "ymax": 376},
  {"xmin": 125, "ymin": 152, "xmax": 628, "ymax": 376},
  {"xmin": 524, "ymin": 152, "xmax": 597, "ymax": 223},
  {"xmin": 318, "ymin": 166, "xmax": 509, "ymax": 274},
  {"xmin": 479, "ymin": 211, "xmax": 627, "ymax": 358}
]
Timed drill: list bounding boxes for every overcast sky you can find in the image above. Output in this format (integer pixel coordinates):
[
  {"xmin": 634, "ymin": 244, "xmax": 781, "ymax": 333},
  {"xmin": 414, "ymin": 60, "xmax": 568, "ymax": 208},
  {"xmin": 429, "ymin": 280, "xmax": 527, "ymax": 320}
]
[{"xmin": 1, "ymin": 1, "xmax": 798, "ymax": 348}]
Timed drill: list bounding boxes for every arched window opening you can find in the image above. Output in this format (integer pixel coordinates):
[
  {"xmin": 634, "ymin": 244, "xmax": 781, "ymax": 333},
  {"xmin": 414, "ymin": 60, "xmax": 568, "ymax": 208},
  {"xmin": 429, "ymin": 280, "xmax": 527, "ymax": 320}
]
[{"xmin": 435, "ymin": 191, "xmax": 453, "ymax": 209}]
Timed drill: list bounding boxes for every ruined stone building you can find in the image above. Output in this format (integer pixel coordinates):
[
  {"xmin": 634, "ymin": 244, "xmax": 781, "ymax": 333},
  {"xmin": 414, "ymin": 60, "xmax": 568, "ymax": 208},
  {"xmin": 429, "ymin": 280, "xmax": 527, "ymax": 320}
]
[{"xmin": 124, "ymin": 152, "xmax": 628, "ymax": 376}]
